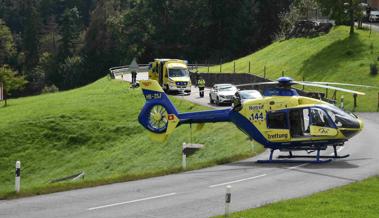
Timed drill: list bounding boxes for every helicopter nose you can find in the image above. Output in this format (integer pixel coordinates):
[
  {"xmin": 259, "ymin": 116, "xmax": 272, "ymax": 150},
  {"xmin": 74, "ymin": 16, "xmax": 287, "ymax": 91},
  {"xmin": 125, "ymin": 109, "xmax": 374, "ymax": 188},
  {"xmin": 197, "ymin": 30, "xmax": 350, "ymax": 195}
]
[{"xmin": 358, "ymin": 119, "xmax": 364, "ymax": 131}]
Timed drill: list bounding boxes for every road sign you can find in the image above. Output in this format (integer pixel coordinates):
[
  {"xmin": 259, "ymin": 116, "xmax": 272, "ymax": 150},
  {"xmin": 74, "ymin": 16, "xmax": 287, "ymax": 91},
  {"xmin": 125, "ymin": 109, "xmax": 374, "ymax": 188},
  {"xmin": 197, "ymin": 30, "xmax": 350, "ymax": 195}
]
[{"xmin": 129, "ymin": 58, "xmax": 139, "ymax": 72}]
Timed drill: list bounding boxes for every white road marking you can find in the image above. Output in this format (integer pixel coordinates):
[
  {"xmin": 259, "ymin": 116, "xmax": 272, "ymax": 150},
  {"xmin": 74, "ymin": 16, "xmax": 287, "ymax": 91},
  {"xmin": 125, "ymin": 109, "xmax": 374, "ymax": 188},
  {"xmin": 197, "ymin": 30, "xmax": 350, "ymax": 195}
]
[
  {"xmin": 209, "ymin": 174, "xmax": 267, "ymax": 188},
  {"xmin": 288, "ymin": 163, "xmax": 308, "ymax": 170},
  {"xmin": 87, "ymin": 192, "xmax": 177, "ymax": 211}
]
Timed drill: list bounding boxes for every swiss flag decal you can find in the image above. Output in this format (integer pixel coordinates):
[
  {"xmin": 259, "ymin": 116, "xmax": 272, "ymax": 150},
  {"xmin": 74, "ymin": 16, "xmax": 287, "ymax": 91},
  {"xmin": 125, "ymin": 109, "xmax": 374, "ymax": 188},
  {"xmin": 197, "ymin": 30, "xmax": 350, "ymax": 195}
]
[{"xmin": 168, "ymin": 114, "xmax": 175, "ymax": 120}]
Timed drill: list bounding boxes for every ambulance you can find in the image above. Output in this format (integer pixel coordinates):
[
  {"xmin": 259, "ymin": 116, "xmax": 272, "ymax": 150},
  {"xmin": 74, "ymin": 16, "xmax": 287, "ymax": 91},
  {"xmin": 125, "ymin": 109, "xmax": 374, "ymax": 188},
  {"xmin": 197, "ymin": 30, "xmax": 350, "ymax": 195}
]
[{"xmin": 148, "ymin": 59, "xmax": 191, "ymax": 93}]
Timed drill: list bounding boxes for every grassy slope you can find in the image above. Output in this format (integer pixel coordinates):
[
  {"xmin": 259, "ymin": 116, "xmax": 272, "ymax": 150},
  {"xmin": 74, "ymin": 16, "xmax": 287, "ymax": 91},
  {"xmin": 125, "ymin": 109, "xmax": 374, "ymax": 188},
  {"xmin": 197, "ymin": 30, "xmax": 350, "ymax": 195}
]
[
  {"xmin": 204, "ymin": 26, "xmax": 379, "ymax": 111},
  {"xmin": 215, "ymin": 176, "xmax": 379, "ymax": 218},
  {"xmin": 0, "ymin": 78, "xmax": 261, "ymax": 198}
]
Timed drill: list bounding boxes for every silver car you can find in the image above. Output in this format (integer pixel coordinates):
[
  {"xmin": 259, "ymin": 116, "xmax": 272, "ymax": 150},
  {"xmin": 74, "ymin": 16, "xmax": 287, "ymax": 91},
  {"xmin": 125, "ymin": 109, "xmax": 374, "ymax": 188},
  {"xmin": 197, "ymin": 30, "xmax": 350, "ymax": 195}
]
[
  {"xmin": 209, "ymin": 84, "xmax": 237, "ymax": 105},
  {"xmin": 369, "ymin": 11, "xmax": 379, "ymax": 22},
  {"xmin": 238, "ymin": 90, "xmax": 263, "ymax": 103}
]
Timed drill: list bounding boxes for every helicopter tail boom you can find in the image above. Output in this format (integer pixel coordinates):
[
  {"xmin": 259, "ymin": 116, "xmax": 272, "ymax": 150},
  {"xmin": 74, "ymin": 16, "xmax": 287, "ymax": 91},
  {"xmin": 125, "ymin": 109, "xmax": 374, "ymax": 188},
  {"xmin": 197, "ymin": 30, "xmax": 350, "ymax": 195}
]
[{"xmin": 138, "ymin": 80, "xmax": 231, "ymax": 141}]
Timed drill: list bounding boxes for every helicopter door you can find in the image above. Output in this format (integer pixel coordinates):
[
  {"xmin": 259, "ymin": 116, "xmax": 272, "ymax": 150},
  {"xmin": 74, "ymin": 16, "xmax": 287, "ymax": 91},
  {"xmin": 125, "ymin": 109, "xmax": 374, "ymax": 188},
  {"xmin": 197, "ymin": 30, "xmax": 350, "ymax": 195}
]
[
  {"xmin": 266, "ymin": 111, "xmax": 291, "ymax": 142},
  {"xmin": 289, "ymin": 108, "xmax": 310, "ymax": 138},
  {"xmin": 309, "ymin": 108, "xmax": 338, "ymax": 136}
]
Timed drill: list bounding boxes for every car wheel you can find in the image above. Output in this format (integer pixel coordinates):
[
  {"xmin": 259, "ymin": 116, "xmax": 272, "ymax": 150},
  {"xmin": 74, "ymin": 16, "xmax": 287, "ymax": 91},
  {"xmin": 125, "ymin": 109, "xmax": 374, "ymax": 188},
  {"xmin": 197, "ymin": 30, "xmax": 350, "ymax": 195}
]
[
  {"xmin": 165, "ymin": 85, "xmax": 170, "ymax": 94},
  {"xmin": 209, "ymin": 94, "xmax": 213, "ymax": 104},
  {"xmin": 216, "ymin": 97, "xmax": 220, "ymax": 106}
]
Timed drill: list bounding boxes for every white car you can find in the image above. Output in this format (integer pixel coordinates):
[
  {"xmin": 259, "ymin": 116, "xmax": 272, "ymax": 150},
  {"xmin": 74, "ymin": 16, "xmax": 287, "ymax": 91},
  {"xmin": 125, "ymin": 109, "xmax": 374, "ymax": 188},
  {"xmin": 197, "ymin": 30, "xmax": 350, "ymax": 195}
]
[
  {"xmin": 209, "ymin": 84, "xmax": 238, "ymax": 105},
  {"xmin": 237, "ymin": 90, "xmax": 263, "ymax": 103},
  {"xmin": 369, "ymin": 10, "xmax": 379, "ymax": 22}
]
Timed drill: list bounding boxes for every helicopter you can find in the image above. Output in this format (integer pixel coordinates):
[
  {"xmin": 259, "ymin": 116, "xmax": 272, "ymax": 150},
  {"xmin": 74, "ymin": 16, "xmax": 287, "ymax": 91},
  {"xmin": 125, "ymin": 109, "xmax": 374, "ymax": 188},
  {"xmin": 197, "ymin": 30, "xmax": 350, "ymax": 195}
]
[{"xmin": 138, "ymin": 77, "xmax": 368, "ymax": 163}]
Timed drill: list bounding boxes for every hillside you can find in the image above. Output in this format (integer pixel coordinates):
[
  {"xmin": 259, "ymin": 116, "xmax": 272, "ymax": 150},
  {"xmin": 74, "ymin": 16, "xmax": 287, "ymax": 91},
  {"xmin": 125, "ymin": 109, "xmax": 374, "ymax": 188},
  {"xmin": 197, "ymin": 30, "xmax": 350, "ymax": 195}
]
[
  {"xmin": 204, "ymin": 26, "xmax": 379, "ymax": 111},
  {"xmin": 0, "ymin": 78, "xmax": 258, "ymax": 198}
]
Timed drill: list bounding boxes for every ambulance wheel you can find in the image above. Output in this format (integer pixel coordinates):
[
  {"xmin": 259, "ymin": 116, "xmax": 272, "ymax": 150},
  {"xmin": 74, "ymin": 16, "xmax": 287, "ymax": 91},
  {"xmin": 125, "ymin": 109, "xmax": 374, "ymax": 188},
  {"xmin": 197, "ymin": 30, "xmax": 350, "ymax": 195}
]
[{"xmin": 164, "ymin": 85, "xmax": 170, "ymax": 94}]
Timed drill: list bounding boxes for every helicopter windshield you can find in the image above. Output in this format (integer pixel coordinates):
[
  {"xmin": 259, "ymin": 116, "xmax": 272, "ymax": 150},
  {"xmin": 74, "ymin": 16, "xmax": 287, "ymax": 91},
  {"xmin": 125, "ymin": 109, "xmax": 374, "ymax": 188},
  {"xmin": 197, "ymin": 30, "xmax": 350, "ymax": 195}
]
[{"xmin": 321, "ymin": 105, "xmax": 360, "ymax": 129}]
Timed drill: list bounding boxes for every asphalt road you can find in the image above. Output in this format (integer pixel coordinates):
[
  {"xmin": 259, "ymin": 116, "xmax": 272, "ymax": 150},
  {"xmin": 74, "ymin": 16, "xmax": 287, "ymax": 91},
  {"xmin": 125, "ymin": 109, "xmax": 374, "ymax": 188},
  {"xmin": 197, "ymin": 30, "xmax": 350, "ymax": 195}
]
[
  {"xmin": 361, "ymin": 22, "xmax": 379, "ymax": 32},
  {"xmin": 1, "ymin": 74, "xmax": 378, "ymax": 218}
]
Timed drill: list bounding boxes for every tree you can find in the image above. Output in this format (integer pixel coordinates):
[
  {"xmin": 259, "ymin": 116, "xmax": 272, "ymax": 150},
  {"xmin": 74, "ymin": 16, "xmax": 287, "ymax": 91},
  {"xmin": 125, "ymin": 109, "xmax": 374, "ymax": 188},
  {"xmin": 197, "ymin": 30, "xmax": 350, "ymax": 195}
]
[
  {"xmin": 21, "ymin": 0, "xmax": 40, "ymax": 73},
  {"xmin": 58, "ymin": 7, "xmax": 81, "ymax": 59},
  {"xmin": 0, "ymin": 19, "xmax": 15, "ymax": 65},
  {"xmin": 0, "ymin": 65, "xmax": 27, "ymax": 106},
  {"xmin": 81, "ymin": 0, "xmax": 120, "ymax": 84},
  {"xmin": 317, "ymin": 0, "xmax": 364, "ymax": 35},
  {"xmin": 278, "ymin": 0, "xmax": 320, "ymax": 38},
  {"xmin": 59, "ymin": 55, "xmax": 82, "ymax": 89}
]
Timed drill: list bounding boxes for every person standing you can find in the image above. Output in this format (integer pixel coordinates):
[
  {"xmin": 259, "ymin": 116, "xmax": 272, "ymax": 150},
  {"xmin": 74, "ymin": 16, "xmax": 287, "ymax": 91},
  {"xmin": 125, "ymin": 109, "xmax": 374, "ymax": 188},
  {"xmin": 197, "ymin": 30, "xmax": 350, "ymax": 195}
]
[{"xmin": 198, "ymin": 77, "xmax": 205, "ymax": 98}]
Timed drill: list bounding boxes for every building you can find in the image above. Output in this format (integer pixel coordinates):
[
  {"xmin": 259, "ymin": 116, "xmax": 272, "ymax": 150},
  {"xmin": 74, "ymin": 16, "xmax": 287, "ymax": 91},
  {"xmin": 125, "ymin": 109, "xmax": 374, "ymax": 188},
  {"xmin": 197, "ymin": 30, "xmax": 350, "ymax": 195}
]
[{"xmin": 368, "ymin": 0, "xmax": 379, "ymax": 9}]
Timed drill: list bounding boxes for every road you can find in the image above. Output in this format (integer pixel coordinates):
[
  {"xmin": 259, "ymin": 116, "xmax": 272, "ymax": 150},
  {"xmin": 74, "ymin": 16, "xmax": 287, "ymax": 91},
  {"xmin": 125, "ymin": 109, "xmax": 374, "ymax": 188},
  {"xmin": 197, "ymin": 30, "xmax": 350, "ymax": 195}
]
[
  {"xmin": 359, "ymin": 22, "xmax": 379, "ymax": 32},
  {"xmin": 1, "ymin": 74, "xmax": 378, "ymax": 218}
]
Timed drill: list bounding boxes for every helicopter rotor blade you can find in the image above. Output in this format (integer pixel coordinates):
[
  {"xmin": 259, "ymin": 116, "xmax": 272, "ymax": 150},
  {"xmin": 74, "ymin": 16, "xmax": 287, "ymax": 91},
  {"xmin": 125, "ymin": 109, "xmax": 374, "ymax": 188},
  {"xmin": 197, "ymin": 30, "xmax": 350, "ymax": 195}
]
[
  {"xmin": 235, "ymin": 81, "xmax": 278, "ymax": 87},
  {"xmin": 303, "ymin": 81, "xmax": 378, "ymax": 89},
  {"xmin": 297, "ymin": 82, "xmax": 366, "ymax": 95}
]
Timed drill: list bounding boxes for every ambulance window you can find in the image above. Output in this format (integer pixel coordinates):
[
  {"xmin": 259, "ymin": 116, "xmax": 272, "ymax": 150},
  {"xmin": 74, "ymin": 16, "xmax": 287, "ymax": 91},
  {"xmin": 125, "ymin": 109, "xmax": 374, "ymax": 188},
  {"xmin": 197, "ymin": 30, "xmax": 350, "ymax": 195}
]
[
  {"xmin": 310, "ymin": 108, "xmax": 331, "ymax": 127},
  {"xmin": 267, "ymin": 112, "xmax": 287, "ymax": 129}
]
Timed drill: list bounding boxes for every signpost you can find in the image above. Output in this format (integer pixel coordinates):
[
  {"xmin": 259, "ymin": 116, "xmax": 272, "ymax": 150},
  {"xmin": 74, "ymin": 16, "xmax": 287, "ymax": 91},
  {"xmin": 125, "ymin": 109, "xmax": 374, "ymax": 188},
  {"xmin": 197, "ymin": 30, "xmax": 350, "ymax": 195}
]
[
  {"xmin": 0, "ymin": 82, "xmax": 3, "ymax": 101},
  {"xmin": 129, "ymin": 58, "xmax": 139, "ymax": 72}
]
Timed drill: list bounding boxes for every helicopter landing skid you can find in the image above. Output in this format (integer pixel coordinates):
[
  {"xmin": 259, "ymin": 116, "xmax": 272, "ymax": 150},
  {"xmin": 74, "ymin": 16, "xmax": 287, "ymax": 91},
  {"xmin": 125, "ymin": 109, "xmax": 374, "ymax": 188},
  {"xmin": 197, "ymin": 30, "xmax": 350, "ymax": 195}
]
[
  {"xmin": 257, "ymin": 148, "xmax": 338, "ymax": 164},
  {"xmin": 278, "ymin": 145, "xmax": 350, "ymax": 160}
]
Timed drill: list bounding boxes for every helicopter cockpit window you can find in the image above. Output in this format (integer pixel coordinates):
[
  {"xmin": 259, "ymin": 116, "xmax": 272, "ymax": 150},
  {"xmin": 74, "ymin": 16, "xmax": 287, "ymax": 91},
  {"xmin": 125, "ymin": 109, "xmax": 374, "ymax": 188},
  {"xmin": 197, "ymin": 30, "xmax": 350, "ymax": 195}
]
[
  {"xmin": 310, "ymin": 108, "xmax": 332, "ymax": 128},
  {"xmin": 323, "ymin": 105, "xmax": 360, "ymax": 129},
  {"xmin": 267, "ymin": 112, "xmax": 287, "ymax": 129}
]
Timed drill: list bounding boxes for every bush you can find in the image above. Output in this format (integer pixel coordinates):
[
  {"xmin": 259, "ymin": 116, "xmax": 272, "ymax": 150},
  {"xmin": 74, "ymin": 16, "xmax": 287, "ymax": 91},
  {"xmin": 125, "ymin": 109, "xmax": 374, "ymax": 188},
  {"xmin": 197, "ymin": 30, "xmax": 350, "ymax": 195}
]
[{"xmin": 42, "ymin": 84, "xmax": 59, "ymax": 93}]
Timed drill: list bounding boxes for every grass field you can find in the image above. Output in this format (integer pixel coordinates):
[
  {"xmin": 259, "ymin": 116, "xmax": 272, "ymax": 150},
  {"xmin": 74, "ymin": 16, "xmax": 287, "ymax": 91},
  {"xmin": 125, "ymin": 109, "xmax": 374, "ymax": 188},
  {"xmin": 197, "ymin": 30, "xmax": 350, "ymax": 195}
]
[
  {"xmin": 215, "ymin": 176, "xmax": 379, "ymax": 218},
  {"xmin": 202, "ymin": 26, "xmax": 379, "ymax": 112},
  {"xmin": 0, "ymin": 78, "xmax": 262, "ymax": 199}
]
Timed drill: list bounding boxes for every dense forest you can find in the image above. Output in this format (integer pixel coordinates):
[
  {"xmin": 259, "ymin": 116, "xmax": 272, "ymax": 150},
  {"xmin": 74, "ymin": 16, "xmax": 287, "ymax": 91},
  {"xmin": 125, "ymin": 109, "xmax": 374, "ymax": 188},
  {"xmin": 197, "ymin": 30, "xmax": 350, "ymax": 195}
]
[{"xmin": 0, "ymin": 0, "xmax": 293, "ymax": 95}]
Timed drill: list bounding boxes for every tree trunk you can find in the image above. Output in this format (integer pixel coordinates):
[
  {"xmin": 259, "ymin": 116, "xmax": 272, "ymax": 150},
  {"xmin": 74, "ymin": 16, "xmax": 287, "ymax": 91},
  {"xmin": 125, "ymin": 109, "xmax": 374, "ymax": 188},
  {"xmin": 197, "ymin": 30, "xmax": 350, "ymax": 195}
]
[{"xmin": 349, "ymin": 0, "xmax": 354, "ymax": 36}]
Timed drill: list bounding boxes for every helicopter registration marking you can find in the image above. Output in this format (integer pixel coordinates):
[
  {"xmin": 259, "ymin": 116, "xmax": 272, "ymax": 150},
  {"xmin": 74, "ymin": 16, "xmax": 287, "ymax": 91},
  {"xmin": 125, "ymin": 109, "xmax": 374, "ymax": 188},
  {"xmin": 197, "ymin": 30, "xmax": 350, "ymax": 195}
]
[
  {"xmin": 250, "ymin": 112, "xmax": 264, "ymax": 121},
  {"xmin": 145, "ymin": 93, "xmax": 162, "ymax": 100}
]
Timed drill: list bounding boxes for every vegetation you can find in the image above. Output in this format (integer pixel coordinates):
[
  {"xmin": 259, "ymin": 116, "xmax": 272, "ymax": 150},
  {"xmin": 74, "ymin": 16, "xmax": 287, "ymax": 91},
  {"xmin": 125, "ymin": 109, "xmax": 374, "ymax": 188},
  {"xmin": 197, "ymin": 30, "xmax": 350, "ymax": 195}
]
[
  {"xmin": 0, "ymin": 66, "xmax": 27, "ymax": 106},
  {"xmin": 202, "ymin": 26, "xmax": 379, "ymax": 111},
  {"xmin": 0, "ymin": 0, "xmax": 292, "ymax": 94},
  {"xmin": 0, "ymin": 78, "xmax": 262, "ymax": 199},
  {"xmin": 214, "ymin": 176, "xmax": 379, "ymax": 218}
]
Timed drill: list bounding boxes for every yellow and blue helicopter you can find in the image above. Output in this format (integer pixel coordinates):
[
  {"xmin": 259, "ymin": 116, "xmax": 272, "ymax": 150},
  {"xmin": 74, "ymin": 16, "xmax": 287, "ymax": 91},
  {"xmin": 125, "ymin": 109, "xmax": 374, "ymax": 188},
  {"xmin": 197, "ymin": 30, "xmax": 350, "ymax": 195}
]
[{"xmin": 138, "ymin": 77, "xmax": 367, "ymax": 163}]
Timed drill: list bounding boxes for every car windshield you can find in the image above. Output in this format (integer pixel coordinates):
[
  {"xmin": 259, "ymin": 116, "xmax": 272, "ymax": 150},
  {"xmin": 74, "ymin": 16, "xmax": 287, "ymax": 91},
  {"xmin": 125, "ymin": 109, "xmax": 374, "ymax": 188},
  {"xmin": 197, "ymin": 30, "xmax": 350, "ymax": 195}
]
[
  {"xmin": 239, "ymin": 91, "xmax": 262, "ymax": 99},
  {"xmin": 371, "ymin": 11, "xmax": 379, "ymax": 15},
  {"xmin": 219, "ymin": 86, "xmax": 235, "ymax": 91},
  {"xmin": 321, "ymin": 105, "xmax": 360, "ymax": 129},
  {"xmin": 169, "ymin": 68, "xmax": 189, "ymax": 77}
]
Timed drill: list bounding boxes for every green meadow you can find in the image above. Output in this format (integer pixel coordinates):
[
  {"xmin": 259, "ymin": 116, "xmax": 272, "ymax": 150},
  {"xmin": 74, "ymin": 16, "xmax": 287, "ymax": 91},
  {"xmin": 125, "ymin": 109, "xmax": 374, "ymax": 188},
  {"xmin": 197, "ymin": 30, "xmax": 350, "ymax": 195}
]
[
  {"xmin": 202, "ymin": 26, "xmax": 379, "ymax": 111},
  {"xmin": 0, "ymin": 78, "xmax": 261, "ymax": 198}
]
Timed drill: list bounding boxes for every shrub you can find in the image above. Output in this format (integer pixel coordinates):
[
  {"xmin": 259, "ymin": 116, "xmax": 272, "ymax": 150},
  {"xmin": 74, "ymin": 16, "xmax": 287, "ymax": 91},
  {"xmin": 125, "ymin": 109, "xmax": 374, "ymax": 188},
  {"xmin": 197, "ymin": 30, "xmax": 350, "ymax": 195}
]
[{"xmin": 42, "ymin": 84, "xmax": 59, "ymax": 93}]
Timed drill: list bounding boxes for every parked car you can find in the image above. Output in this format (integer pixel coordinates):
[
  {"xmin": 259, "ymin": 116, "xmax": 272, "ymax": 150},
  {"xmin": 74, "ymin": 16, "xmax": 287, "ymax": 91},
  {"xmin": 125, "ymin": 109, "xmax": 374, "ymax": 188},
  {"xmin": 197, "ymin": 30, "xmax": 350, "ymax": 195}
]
[
  {"xmin": 237, "ymin": 90, "xmax": 263, "ymax": 103},
  {"xmin": 369, "ymin": 10, "xmax": 379, "ymax": 22},
  {"xmin": 209, "ymin": 84, "xmax": 237, "ymax": 105}
]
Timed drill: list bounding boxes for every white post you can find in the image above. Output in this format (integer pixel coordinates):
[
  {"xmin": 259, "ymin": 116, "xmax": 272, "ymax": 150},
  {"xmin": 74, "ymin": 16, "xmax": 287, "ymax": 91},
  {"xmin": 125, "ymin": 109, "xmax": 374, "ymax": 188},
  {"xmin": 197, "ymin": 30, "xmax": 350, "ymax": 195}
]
[
  {"xmin": 340, "ymin": 95, "xmax": 344, "ymax": 110},
  {"xmin": 15, "ymin": 161, "xmax": 21, "ymax": 193},
  {"xmin": 182, "ymin": 142, "xmax": 187, "ymax": 170},
  {"xmin": 225, "ymin": 185, "xmax": 232, "ymax": 218}
]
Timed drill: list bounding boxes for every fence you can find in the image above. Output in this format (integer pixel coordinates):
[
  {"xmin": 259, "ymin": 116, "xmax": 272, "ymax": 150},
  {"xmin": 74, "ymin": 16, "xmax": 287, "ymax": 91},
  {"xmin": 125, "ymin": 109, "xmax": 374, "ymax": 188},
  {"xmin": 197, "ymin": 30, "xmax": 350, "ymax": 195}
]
[{"xmin": 110, "ymin": 63, "xmax": 378, "ymax": 111}]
